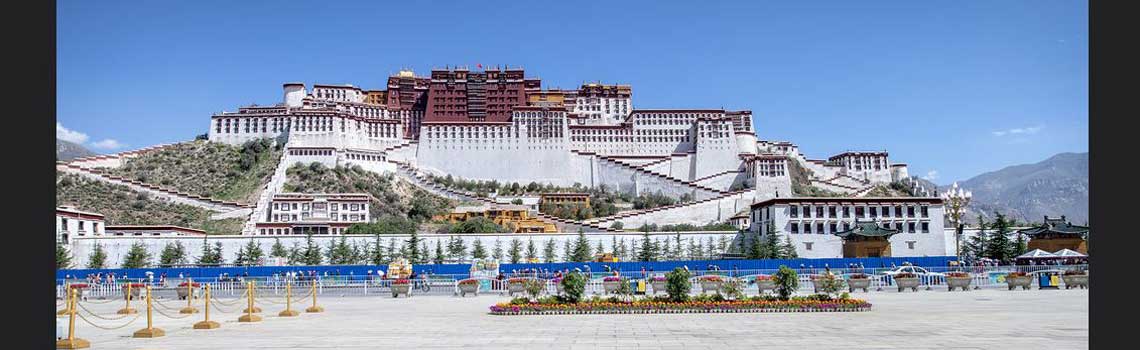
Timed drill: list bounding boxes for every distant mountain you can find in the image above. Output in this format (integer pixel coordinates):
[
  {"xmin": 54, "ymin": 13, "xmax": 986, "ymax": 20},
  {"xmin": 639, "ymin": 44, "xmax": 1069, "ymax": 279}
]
[
  {"xmin": 56, "ymin": 140, "xmax": 97, "ymax": 161},
  {"xmin": 942, "ymin": 152, "xmax": 1088, "ymax": 225}
]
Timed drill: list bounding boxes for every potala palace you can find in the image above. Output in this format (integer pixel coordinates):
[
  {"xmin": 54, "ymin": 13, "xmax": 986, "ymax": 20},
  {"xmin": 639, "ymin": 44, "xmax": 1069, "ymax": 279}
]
[{"xmin": 59, "ymin": 66, "xmax": 952, "ymax": 261}]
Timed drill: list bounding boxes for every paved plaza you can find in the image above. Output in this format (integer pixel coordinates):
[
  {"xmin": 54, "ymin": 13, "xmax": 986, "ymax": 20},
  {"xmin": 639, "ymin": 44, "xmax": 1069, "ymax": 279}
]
[{"xmin": 60, "ymin": 288, "xmax": 1088, "ymax": 350}]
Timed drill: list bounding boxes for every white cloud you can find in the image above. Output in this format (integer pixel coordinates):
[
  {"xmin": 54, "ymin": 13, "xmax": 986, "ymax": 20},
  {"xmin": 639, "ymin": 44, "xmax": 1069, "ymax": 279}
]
[
  {"xmin": 991, "ymin": 125, "xmax": 1043, "ymax": 137},
  {"xmin": 922, "ymin": 170, "xmax": 938, "ymax": 181},
  {"xmin": 90, "ymin": 139, "xmax": 127, "ymax": 150},
  {"xmin": 56, "ymin": 122, "xmax": 89, "ymax": 144}
]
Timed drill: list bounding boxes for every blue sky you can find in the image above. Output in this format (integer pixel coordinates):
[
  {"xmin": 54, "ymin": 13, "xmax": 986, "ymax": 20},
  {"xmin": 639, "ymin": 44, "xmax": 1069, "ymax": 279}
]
[{"xmin": 57, "ymin": 0, "xmax": 1087, "ymax": 184}]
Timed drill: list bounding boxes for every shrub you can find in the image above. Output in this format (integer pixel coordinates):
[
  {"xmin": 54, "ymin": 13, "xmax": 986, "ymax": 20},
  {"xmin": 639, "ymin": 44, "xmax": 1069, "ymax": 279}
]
[
  {"xmin": 615, "ymin": 277, "xmax": 632, "ymax": 297},
  {"xmin": 523, "ymin": 278, "xmax": 546, "ymax": 301},
  {"xmin": 813, "ymin": 273, "xmax": 846, "ymax": 298},
  {"xmin": 665, "ymin": 267, "xmax": 692, "ymax": 302},
  {"xmin": 773, "ymin": 265, "xmax": 799, "ymax": 300},
  {"xmin": 721, "ymin": 278, "xmax": 745, "ymax": 300},
  {"xmin": 560, "ymin": 273, "xmax": 586, "ymax": 303}
]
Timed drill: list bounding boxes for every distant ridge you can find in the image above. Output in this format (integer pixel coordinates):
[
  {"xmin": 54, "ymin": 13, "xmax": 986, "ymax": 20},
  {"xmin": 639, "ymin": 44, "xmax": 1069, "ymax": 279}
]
[
  {"xmin": 56, "ymin": 139, "xmax": 97, "ymax": 161},
  {"xmin": 942, "ymin": 152, "xmax": 1088, "ymax": 225}
]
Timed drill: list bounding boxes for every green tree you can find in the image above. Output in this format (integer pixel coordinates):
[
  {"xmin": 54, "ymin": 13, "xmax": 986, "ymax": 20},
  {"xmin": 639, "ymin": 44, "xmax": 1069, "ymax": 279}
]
[
  {"xmin": 270, "ymin": 238, "xmax": 289, "ymax": 258},
  {"xmin": 563, "ymin": 240, "xmax": 574, "ymax": 262},
  {"xmin": 543, "ymin": 239, "xmax": 557, "ymax": 263},
  {"xmin": 772, "ymin": 265, "xmax": 799, "ymax": 300},
  {"xmin": 196, "ymin": 238, "xmax": 221, "ymax": 266},
  {"xmin": 660, "ymin": 238, "xmax": 672, "ymax": 261},
  {"xmin": 525, "ymin": 239, "xmax": 538, "ymax": 262},
  {"xmin": 780, "ymin": 235, "xmax": 798, "ymax": 259},
  {"xmin": 433, "ymin": 240, "xmax": 445, "ymax": 264},
  {"xmin": 447, "ymin": 236, "xmax": 467, "ymax": 261},
  {"xmin": 964, "ymin": 216, "xmax": 989, "ymax": 263},
  {"xmin": 57, "ymin": 241, "xmax": 72, "ymax": 269},
  {"xmin": 595, "ymin": 240, "xmax": 606, "ymax": 258},
  {"xmin": 570, "ymin": 229, "xmax": 592, "ymax": 262},
  {"xmin": 159, "ymin": 241, "xmax": 188, "ymax": 267},
  {"xmin": 637, "ymin": 231, "xmax": 656, "ymax": 262},
  {"xmin": 986, "ymin": 212, "xmax": 1015, "ymax": 262},
  {"xmin": 665, "ymin": 267, "xmax": 692, "ymax": 302},
  {"xmin": 301, "ymin": 234, "xmax": 322, "ymax": 265},
  {"xmin": 747, "ymin": 232, "xmax": 764, "ymax": 259},
  {"xmin": 237, "ymin": 239, "xmax": 265, "ymax": 265},
  {"xmin": 471, "ymin": 239, "xmax": 487, "ymax": 260},
  {"xmin": 492, "ymin": 239, "xmax": 504, "ymax": 262},
  {"xmin": 559, "ymin": 272, "xmax": 587, "ymax": 303},
  {"xmin": 121, "ymin": 241, "xmax": 152, "ymax": 269},
  {"xmin": 386, "ymin": 238, "xmax": 398, "ymax": 261},
  {"xmin": 419, "ymin": 241, "xmax": 431, "ymax": 264},
  {"xmin": 405, "ymin": 231, "xmax": 421, "ymax": 263},
  {"xmin": 87, "ymin": 243, "xmax": 107, "ymax": 269},
  {"xmin": 508, "ymin": 238, "xmax": 523, "ymax": 264},
  {"xmin": 369, "ymin": 234, "xmax": 385, "ymax": 265},
  {"xmin": 617, "ymin": 238, "xmax": 630, "ymax": 261},
  {"xmin": 762, "ymin": 223, "xmax": 784, "ymax": 259}
]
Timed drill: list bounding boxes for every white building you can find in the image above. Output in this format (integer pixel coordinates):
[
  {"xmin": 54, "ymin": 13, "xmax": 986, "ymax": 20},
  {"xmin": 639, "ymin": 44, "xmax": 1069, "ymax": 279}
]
[
  {"xmin": 749, "ymin": 197, "xmax": 947, "ymax": 258},
  {"xmin": 258, "ymin": 193, "xmax": 372, "ymax": 235},
  {"xmin": 56, "ymin": 206, "xmax": 105, "ymax": 243}
]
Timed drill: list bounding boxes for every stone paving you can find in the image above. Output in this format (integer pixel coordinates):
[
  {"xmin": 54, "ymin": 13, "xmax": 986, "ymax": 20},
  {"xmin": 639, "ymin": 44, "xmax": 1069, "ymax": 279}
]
[{"xmin": 58, "ymin": 288, "xmax": 1088, "ymax": 349}]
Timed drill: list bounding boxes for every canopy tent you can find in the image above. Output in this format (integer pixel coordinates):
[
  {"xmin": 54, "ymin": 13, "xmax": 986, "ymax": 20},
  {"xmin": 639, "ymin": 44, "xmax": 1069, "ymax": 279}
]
[
  {"xmin": 1016, "ymin": 249, "xmax": 1056, "ymax": 259},
  {"xmin": 1053, "ymin": 249, "xmax": 1087, "ymax": 258}
]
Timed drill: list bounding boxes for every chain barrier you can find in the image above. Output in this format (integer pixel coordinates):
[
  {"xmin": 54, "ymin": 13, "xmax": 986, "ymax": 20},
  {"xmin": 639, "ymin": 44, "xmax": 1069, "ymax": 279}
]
[
  {"xmin": 208, "ymin": 297, "xmax": 241, "ymax": 314},
  {"xmin": 75, "ymin": 302, "xmax": 135, "ymax": 321},
  {"xmin": 253, "ymin": 289, "xmax": 289, "ymax": 305},
  {"xmin": 76, "ymin": 310, "xmax": 143, "ymax": 331},
  {"xmin": 150, "ymin": 303, "xmax": 196, "ymax": 320},
  {"xmin": 152, "ymin": 297, "xmax": 191, "ymax": 312},
  {"xmin": 209, "ymin": 289, "xmax": 248, "ymax": 306},
  {"xmin": 78, "ymin": 297, "xmax": 120, "ymax": 305}
]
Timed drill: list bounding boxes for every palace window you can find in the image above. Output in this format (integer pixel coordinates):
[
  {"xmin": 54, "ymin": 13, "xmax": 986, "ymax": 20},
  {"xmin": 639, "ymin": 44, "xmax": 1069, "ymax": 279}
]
[
  {"xmin": 855, "ymin": 206, "xmax": 864, "ymax": 218},
  {"xmin": 789, "ymin": 206, "xmax": 798, "ymax": 218},
  {"xmin": 882, "ymin": 206, "xmax": 891, "ymax": 217},
  {"xmin": 908, "ymin": 222, "xmax": 916, "ymax": 233},
  {"xmin": 804, "ymin": 242, "xmax": 813, "ymax": 251},
  {"xmin": 907, "ymin": 206, "xmax": 915, "ymax": 217},
  {"xmin": 816, "ymin": 223, "xmax": 825, "ymax": 234},
  {"xmin": 842, "ymin": 207, "xmax": 850, "ymax": 218},
  {"xmin": 869, "ymin": 207, "xmax": 877, "ymax": 218},
  {"xmin": 802, "ymin": 206, "xmax": 811, "ymax": 218},
  {"xmin": 921, "ymin": 222, "xmax": 930, "ymax": 233},
  {"xmin": 921, "ymin": 206, "xmax": 929, "ymax": 217},
  {"xmin": 907, "ymin": 241, "xmax": 916, "ymax": 250},
  {"xmin": 804, "ymin": 223, "xmax": 812, "ymax": 234},
  {"xmin": 790, "ymin": 223, "xmax": 799, "ymax": 234}
]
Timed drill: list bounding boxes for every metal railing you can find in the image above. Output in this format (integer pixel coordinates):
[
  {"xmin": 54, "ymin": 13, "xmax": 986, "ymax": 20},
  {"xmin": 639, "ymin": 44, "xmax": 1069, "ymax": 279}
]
[{"xmin": 57, "ymin": 264, "xmax": 1088, "ymax": 299}]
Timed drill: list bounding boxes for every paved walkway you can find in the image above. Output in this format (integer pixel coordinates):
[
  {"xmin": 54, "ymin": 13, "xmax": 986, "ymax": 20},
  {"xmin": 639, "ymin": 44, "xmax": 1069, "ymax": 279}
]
[{"xmin": 60, "ymin": 288, "xmax": 1088, "ymax": 349}]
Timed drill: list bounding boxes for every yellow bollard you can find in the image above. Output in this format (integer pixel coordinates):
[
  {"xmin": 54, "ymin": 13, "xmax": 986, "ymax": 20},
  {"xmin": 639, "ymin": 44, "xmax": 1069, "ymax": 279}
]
[
  {"xmin": 56, "ymin": 285, "xmax": 72, "ymax": 316},
  {"xmin": 242, "ymin": 281, "xmax": 262, "ymax": 313},
  {"xmin": 305, "ymin": 280, "xmax": 323, "ymax": 313},
  {"xmin": 56, "ymin": 288, "xmax": 90, "ymax": 349},
  {"xmin": 238, "ymin": 281, "xmax": 262, "ymax": 322},
  {"xmin": 117, "ymin": 283, "xmax": 137, "ymax": 314},
  {"xmin": 279, "ymin": 282, "xmax": 300, "ymax": 317},
  {"xmin": 180, "ymin": 278, "xmax": 200, "ymax": 314},
  {"xmin": 132, "ymin": 286, "xmax": 165, "ymax": 338},
  {"xmin": 193, "ymin": 284, "xmax": 220, "ymax": 329}
]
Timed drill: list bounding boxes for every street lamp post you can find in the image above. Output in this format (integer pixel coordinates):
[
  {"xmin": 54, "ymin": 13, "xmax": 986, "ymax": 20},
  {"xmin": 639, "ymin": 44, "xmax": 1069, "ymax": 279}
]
[{"xmin": 941, "ymin": 182, "xmax": 972, "ymax": 260}]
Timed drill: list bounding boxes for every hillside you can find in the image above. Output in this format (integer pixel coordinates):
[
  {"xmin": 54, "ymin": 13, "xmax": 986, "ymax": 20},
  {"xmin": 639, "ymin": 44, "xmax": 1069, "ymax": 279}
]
[
  {"xmin": 283, "ymin": 162, "xmax": 456, "ymax": 222},
  {"xmin": 56, "ymin": 173, "xmax": 244, "ymax": 234},
  {"xmin": 57, "ymin": 140, "xmax": 96, "ymax": 161},
  {"xmin": 105, "ymin": 139, "xmax": 282, "ymax": 204},
  {"xmin": 945, "ymin": 152, "xmax": 1088, "ymax": 225},
  {"xmin": 787, "ymin": 159, "xmax": 841, "ymax": 197}
]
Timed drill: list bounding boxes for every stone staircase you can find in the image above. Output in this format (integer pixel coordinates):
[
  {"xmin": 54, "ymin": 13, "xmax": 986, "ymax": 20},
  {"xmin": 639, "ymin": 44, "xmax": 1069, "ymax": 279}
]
[
  {"xmin": 387, "ymin": 160, "xmax": 618, "ymax": 233},
  {"xmin": 582, "ymin": 189, "xmax": 753, "ymax": 227},
  {"xmin": 66, "ymin": 142, "xmax": 180, "ymax": 169},
  {"xmin": 56, "ymin": 163, "xmax": 251, "ymax": 217},
  {"xmin": 241, "ymin": 148, "xmax": 292, "ymax": 235},
  {"xmin": 574, "ymin": 150, "xmax": 725, "ymax": 197}
]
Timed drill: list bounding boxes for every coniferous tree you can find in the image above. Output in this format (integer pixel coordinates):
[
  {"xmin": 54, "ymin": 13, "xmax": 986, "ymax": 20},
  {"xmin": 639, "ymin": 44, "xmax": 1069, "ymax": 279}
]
[
  {"xmin": 447, "ymin": 236, "xmax": 467, "ymax": 261},
  {"xmin": 964, "ymin": 215, "xmax": 989, "ymax": 263},
  {"xmin": 660, "ymin": 238, "xmax": 672, "ymax": 261},
  {"xmin": 762, "ymin": 222, "xmax": 783, "ymax": 259},
  {"xmin": 213, "ymin": 242, "xmax": 225, "ymax": 265},
  {"xmin": 543, "ymin": 239, "xmax": 557, "ymax": 263},
  {"xmin": 571, "ymin": 229, "xmax": 592, "ymax": 262},
  {"xmin": 525, "ymin": 239, "xmax": 538, "ymax": 262},
  {"xmin": 617, "ymin": 238, "xmax": 629, "ymax": 261},
  {"xmin": 492, "ymin": 239, "xmax": 504, "ymax": 262},
  {"xmin": 57, "ymin": 241, "xmax": 72, "ymax": 269},
  {"xmin": 386, "ymin": 238, "xmax": 398, "ymax": 261},
  {"xmin": 196, "ymin": 239, "xmax": 220, "ymax": 266},
  {"xmin": 638, "ymin": 231, "xmax": 656, "ymax": 262},
  {"xmin": 419, "ymin": 241, "xmax": 431, "ymax": 264},
  {"xmin": 270, "ymin": 238, "xmax": 288, "ymax": 258},
  {"xmin": 717, "ymin": 235, "xmax": 730, "ymax": 256},
  {"xmin": 302, "ymin": 234, "xmax": 322, "ymax": 265},
  {"xmin": 87, "ymin": 242, "xmax": 108, "ymax": 269},
  {"xmin": 159, "ymin": 241, "xmax": 188, "ymax": 267},
  {"xmin": 747, "ymin": 232, "xmax": 764, "ymax": 259},
  {"xmin": 323, "ymin": 238, "xmax": 338, "ymax": 265},
  {"xmin": 562, "ymin": 240, "xmax": 573, "ymax": 262},
  {"xmin": 673, "ymin": 233, "xmax": 684, "ymax": 260},
  {"xmin": 287, "ymin": 242, "xmax": 303, "ymax": 266},
  {"xmin": 705, "ymin": 237, "xmax": 717, "ymax": 258},
  {"xmin": 987, "ymin": 212, "xmax": 1015, "ymax": 263},
  {"xmin": 433, "ymin": 240, "xmax": 445, "ymax": 264},
  {"xmin": 780, "ymin": 235, "xmax": 798, "ymax": 259},
  {"xmin": 690, "ymin": 238, "xmax": 703, "ymax": 260},
  {"xmin": 508, "ymin": 238, "xmax": 523, "ymax": 264},
  {"xmin": 405, "ymin": 231, "xmax": 421, "ymax": 263},
  {"xmin": 471, "ymin": 239, "xmax": 487, "ymax": 260},
  {"xmin": 628, "ymin": 238, "xmax": 639, "ymax": 261},
  {"xmin": 595, "ymin": 240, "xmax": 606, "ymax": 258},
  {"xmin": 370, "ymin": 234, "xmax": 385, "ymax": 265},
  {"xmin": 121, "ymin": 241, "xmax": 152, "ymax": 269},
  {"xmin": 243, "ymin": 239, "xmax": 265, "ymax": 265}
]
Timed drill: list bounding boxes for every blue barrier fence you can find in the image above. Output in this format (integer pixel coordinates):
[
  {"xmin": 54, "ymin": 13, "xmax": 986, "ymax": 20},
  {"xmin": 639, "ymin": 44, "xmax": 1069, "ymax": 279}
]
[{"xmin": 58, "ymin": 256, "xmax": 954, "ymax": 280}]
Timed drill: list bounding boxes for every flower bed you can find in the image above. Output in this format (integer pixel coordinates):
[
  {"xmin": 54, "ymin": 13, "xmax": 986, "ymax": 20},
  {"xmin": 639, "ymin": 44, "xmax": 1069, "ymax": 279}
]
[{"xmin": 489, "ymin": 297, "xmax": 871, "ymax": 315}]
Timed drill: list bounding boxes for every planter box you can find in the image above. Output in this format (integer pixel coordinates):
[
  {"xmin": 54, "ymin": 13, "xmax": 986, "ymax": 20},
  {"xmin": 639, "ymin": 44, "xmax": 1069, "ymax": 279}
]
[
  {"xmin": 1006, "ymin": 276, "xmax": 1033, "ymax": 290},
  {"xmin": 507, "ymin": 282, "xmax": 526, "ymax": 296},
  {"xmin": 894, "ymin": 277, "xmax": 921, "ymax": 292},
  {"xmin": 946, "ymin": 277, "xmax": 972, "ymax": 291},
  {"xmin": 458, "ymin": 283, "xmax": 479, "ymax": 297},
  {"xmin": 846, "ymin": 278, "xmax": 871, "ymax": 293},
  {"xmin": 651, "ymin": 281, "xmax": 667, "ymax": 294},
  {"xmin": 602, "ymin": 281, "xmax": 622, "ymax": 294},
  {"xmin": 122, "ymin": 285, "xmax": 142, "ymax": 300},
  {"xmin": 391, "ymin": 284, "xmax": 411, "ymax": 298},
  {"xmin": 176, "ymin": 286, "xmax": 198, "ymax": 300},
  {"xmin": 699, "ymin": 280, "xmax": 723, "ymax": 294},
  {"xmin": 1062, "ymin": 274, "xmax": 1089, "ymax": 289}
]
